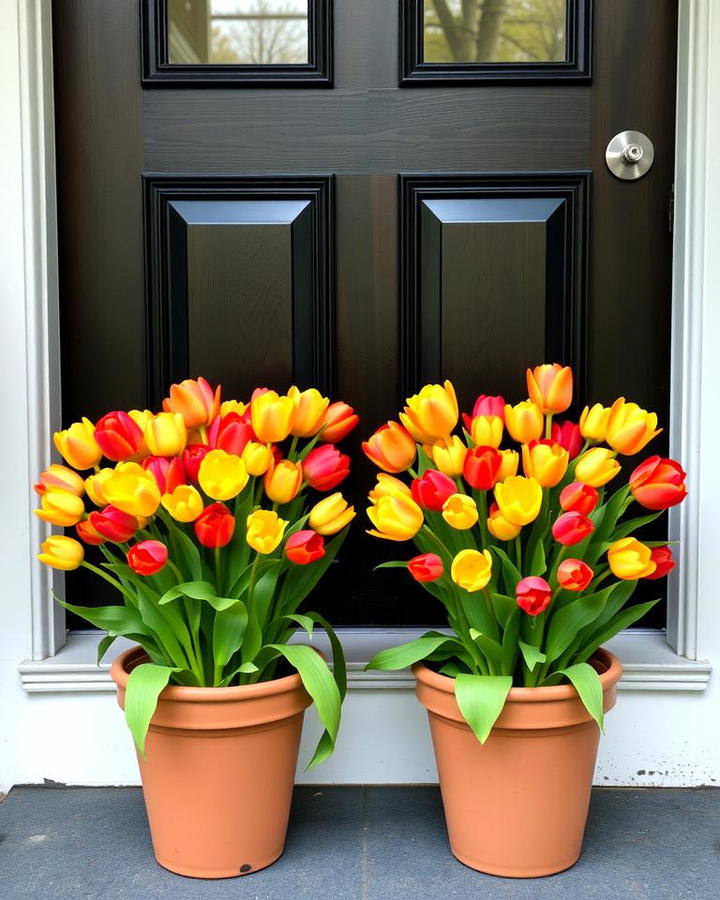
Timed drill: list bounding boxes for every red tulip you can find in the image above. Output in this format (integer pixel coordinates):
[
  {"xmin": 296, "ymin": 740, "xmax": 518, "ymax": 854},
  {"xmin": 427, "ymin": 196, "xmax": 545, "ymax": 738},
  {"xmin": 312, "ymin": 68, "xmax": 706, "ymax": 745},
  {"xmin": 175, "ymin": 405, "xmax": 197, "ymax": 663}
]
[
  {"xmin": 411, "ymin": 469, "xmax": 456, "ymax": 511},
  {"xmin": 88, "ymin": 505, "xmax": 139, "ymax": 542},
  {"xmin": 516, "ymin": 576, "xmax": 552, "ymax": 615},
  {"xmin": 321, "ymin": 401, "xmax": 359, "ymax": 443},
  {"xmin": 207, "ymin": 412, "xmax": 254, "ymax": 456},
  {"xmin": 552, "ymin": 511, "xmax": 594, "ymax": 546},
  {"xmin": 284, "ymin": 530, "xmax": 326, "ymax": 565},
  {"xmin": 559, "ymin": 481, "xmax": 599, "ymax": 515},
  {"xmin": 644, "ymin": 546, "xmax": 675, "ymax": 580},
  {"xmin": 194, "ymin": 502, "xmax": 235, "ymax": 548},
  {"xmin": 408, "ymin": 553, "xmax": 443, "ymax": 582},
  {"xmin": 127, "ymin": 540, "xmax": 168, "ymax": 576},
  {"xmin": 94, "ymin": 411, "xmax": 144, "ymax": 462},
  {"xmin": 75, "ymin": 519, "xmax": 106, "ymax": 546},
  {"xmin": 552, "ymin": 420, "xmax": 583, "ymax": 460},
  {"xmin": 557, "ymin": 558, "xmax": 594, "ymax": 591},
  {"xmin": 302, "ymin": 444, "xmax": 350, "ymax": 491},
  {"xmin": 630, "ymin": 456, "xmax": 688, "ymax": 510},
  {"xmin": 463, "ymin": 446, "xmax": 502, "ymax": 490},
  {"xmin": 141, "ymin": 456, "xmax": 186, "ymax": 495},
  {"xmin": 462, "ymin": 394, "xmax": 505, "ymax": 430},
  {"xmin": 183, "ymin": 444, "xmax": 210, "ymax": 483}
]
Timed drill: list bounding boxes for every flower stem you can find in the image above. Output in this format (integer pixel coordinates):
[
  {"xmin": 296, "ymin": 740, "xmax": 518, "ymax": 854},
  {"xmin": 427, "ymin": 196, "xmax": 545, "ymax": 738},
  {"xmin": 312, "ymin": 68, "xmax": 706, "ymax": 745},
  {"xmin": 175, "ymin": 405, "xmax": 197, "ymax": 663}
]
[{"xmin": 515, "ymin": 535, "xmax": 523, "ymax": 574}]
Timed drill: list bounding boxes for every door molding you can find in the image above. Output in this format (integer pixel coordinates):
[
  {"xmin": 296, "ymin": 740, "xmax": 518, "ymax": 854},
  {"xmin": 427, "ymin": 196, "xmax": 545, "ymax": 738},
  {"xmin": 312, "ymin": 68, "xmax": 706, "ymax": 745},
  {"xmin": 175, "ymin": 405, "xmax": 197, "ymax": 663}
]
[{"xmin": 11, "ymin": 0, "xmax": 715, "ymax": 676}]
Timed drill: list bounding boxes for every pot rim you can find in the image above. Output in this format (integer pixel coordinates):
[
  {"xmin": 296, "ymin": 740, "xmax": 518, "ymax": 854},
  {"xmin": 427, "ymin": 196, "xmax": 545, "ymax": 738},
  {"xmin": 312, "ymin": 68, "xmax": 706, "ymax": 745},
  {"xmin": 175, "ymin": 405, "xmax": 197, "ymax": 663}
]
[
  {"xmin": 412, "ymin": 647, "xmax": 622, "ymax": 702},
  {"xmin": 110, "ymin": 644, "xmax": 306, "ymax": 703}
]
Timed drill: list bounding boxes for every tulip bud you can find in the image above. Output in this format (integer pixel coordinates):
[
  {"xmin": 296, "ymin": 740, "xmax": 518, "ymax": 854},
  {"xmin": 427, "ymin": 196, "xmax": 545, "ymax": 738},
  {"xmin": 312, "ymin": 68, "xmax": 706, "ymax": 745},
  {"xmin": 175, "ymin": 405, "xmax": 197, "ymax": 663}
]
[
  {"xmin": 145, "ymin": 412, "xmax": 188, "ymax": 457},
  {"xmin": 516, "ymin": 576, "xmax": 552, "ymax": 615},
  {"xmin": 162, "ymin": 484, "xmax": 204, "ymax": 522},
  {"xmin": 362, "ymin": 421, "xmax": 417, "ymax": 473},
  {"xmin": 194, "ymin": 502, "xmax": 235, "ymax": 548},
  {"xmin": 102, "ymin": 462, "xmax": 162, "ymax": 517},
  {"xmin": 207, "ymin": 412, "xmax": 254, "ymax": 456},
  {"xmin": 250, "ymin": 390, "xmax": 295, "ymax": 443},
  {"xmin": 574, "ymin": 447, "xmax": 621, "ymax": 488},
  {"xmin": 629, "ymin": 456, "xmax": 688, "ymax": 510},
  {"xmin": 469, "ymin": 415, "xmax": 504, "ymax": 448},
  {"xmin": 425, "ymin": 435, "xmax": 467, "ymax": 477},
  {"xmin": 370, "ymin": 474, "xmax": 412, "ymax": 502},
  {"xmin": 309, "ymin": 492, "xmax": 356, "ymax": 535},
  {"xmin": 34, "ymin": 464, "xmax": 85, "ymax": 497},
  {"xmin": 408, "ymin": 553, "xmax": 443, "ymax": 583},
  {"xmin": 559, "ymin": 481, "xmax": 599, "ymax": 515},
  {"xmin": 285, "ymin": 530, "xmax": 326, "ymax": 565},
  {"xmin": 608, "ymin": 537, "xmax": 656, "ymax": 579},
  {"xmin": 320, "ymin": 401, "xmax": 359, "ymax": 443},
  {"xmin": 504, "ymin": 401, "xmax": 543, "ymax": 444},
  {"xmin": 487, "ymin": 502, "xmax": 521, "ymax": 540},
  {"xmin": 199, "ymin": 449, "xmax": 249, "ymax": 501},
  {"xmin": 552, "ymin": 511, "xmax": 594, "ymax": 546},
  {"xmin": 302, "ymin": 445, "xmax": 350, "ymax": 491},
  {"xmin": 127, "ymin": 540, "xmax": 168, "ymax": 576},
  {"xmin": 34, "ymin": 489, "xmax": 85, "ymax": 527},
  {"xmin": 37, "ymin": 535, "xmax": 84, "ymax": 571},
  {"xmin": 89, "ymin": 505, "xmax": 140, "ymax": 542},
  {"xmin": 494, "ymin": 476, "xmax": 542, "ymax": 526},
  {"xmin": 141, "ymin": 456, "xmax": 186, "ymax": 495},
  {"xmin": 451, "ymin": 549, "xmax": 492, "ymax": 593},
  {"xmin": 163, "ymin": 377, "xmax": 221, "ymax": 429},
  {"xmin": 551, "ymin": 420, "xmax": 583, "ymax": 460},
  {"xmin": 557, "ymin": 559, "xmax": 593, "ymax": 591},
  {"xmin": 264, "ymin": 459, "xmax": 303, "ymax": 504},
  {"xmin": 442, "ymin": 493, "xmax": 479, "ymax": 530},
  {"xmin": 400, "ymin": 380, "xmax": 458, "ymax": 443},
  {"xmin": 605, "ymin": 398, "xmax": 661, "ymax": 455},
  {"xmin": 411, "ymin": 469, "xmax": 456, "ymax": 511},
  {"xmin": 53, "ymin": 418, "xmax": 102, "ymax": 470},
  {"xmin": 367, "ymin": 494, "xmax": 424, "ymax": 541},
  {"xmin": 526, "ymin": 364, "xmax": 573, "ymax": 415},
  {"xmin": 521, "ymin": 440, "xmax": 569, "ymax": 488},
  {"xmin": 579, "ymin": 403, "xmax": 611, "ymax": 443},
  {"xmin": 246, "ymin": 509, "xmax": 288, "ymax": 554},
  {"xmin": 94, "ymin": 411, "xmax": 144, "ymax": 462},
  {"xmin": 75, "ymin": 519, "xmax": 106, "ymax": 546},
  {"xmin": 241, "ymin": 441, "xmax": 274, "ymax": 476},
  {"xmin": 288, "ymin": 386, "xmax": 330, "ymax": 437},
  {"xmin": 463, "ymin": 446, "xmax": 502, "ymax": 490},
  {"xmin": 644, "ymin": 546, "xmax": 675, "ymax": 580}
]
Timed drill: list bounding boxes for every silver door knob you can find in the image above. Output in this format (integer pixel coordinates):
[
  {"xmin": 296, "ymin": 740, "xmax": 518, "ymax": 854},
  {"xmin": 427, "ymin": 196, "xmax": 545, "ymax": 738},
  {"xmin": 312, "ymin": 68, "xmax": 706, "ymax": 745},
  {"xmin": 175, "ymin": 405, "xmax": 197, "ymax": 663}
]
[{"xmin": 606, "ymin": 130, "xmax": 655, "ymax": 180}]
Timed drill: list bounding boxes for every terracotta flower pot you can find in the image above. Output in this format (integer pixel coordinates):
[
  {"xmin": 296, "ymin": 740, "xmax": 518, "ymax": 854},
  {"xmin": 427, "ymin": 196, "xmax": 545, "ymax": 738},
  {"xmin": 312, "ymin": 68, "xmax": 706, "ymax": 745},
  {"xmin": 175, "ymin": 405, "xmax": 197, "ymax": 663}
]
[
  {"xmin": 413, "ymin": 648, "xmax": 622, "ymax": 878},
  {"xmin": 111, "ymin": 645, "xmax": 312, "ymax": 878}
]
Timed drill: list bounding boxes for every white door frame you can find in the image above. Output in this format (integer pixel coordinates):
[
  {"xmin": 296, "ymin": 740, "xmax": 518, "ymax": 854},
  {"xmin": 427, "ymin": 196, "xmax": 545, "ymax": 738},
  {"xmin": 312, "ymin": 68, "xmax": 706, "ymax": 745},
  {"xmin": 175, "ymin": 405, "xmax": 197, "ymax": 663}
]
[{"xmin": 2, "ymin": 0, "xmax": 718, "ymax": 789}]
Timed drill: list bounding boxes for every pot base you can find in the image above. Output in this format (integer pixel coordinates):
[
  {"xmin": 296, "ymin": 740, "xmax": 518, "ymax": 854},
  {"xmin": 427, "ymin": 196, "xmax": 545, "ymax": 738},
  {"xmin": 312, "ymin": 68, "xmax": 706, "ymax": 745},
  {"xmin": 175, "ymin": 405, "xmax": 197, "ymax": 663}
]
[
  {"xmin": 451, "ymin": 847, "xmax": 580, "ymax": 879},
  {"xmin": 154, "ymin": 850, "xmax": 283, "ymax": 880}
]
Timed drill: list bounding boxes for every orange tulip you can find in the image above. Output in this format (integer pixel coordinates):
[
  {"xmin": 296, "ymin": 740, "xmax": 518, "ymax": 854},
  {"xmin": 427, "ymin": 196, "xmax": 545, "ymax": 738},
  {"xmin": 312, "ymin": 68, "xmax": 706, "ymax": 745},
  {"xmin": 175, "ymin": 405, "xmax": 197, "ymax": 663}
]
[
  {"xmin": 504, "ymin": 401, "xmax": 543, "ymax": 444},
  {"xmin": 363, "ymin": 421, "xmax": 417, "ymax": 473},
  {"xmin": 163, "ymin": 377, "xmax": 221, "ymax": 429},
  {"xmin": 527, "ymin": 364, "xmax": 573, "ymax": 415},
  {"xmin": 605, "ymin": 398, "xmax": 661, "ymax": 455},
  {"xmin": 53, "ymin": 418, "xmax": 102, "ymax": 471},
  {"xmin": 400, "ymin": 381, "xmax": 458, "ymax": 443},
  {"xmin": 521, "ymin": 440, "xmax": 569, "ymax": 487}
]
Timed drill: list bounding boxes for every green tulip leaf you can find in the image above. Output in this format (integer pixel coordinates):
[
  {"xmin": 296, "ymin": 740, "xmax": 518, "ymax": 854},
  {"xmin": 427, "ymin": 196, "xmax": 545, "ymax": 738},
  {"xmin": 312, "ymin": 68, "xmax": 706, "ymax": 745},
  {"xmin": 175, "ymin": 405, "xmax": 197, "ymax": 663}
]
[
  {"xmin": 519, "ymin": 640, "xmax": 546, "ymax": 672},
  {"xmin": 455, "ymin": 674, "xmax": 513, "ymax": 744},
  {"xmin": 124, "ymin": 663, "xmax": 180, "ymax": 757},
  {"xmin": 557, "ymin": 663, "xmax": 604, "ymax": 731},
  {"xmin": 365, "ymin": 634, "xmax": 459, "ymax": 671}
]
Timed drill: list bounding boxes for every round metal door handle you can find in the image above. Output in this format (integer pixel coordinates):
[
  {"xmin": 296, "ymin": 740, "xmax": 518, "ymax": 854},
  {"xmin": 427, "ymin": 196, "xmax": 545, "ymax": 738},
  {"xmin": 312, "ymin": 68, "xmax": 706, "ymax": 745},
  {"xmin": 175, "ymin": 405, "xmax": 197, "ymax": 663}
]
[{"xmin": 606, "ymin": 130, "xmax": 655, "ymax": 180}]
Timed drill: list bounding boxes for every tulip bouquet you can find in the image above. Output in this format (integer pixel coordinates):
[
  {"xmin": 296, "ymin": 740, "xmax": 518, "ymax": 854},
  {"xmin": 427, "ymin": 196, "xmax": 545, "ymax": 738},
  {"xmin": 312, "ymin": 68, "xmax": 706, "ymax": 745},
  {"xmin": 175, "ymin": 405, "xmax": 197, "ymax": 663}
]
[
  {"xmin": 364, "ymin": 365, "xmax": 687, "ymax": 741},
  {"xmin": 34, "ymin": 378, "xmax": 359, "ymax": 766}
]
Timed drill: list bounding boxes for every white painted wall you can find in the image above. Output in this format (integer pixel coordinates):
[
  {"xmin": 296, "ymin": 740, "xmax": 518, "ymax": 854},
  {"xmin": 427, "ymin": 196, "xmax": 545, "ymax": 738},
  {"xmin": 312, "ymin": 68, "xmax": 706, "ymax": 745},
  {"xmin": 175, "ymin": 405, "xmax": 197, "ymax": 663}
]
[{"xmin": 2, "ymin": 0, "xmax": 719, "ymax": 794}]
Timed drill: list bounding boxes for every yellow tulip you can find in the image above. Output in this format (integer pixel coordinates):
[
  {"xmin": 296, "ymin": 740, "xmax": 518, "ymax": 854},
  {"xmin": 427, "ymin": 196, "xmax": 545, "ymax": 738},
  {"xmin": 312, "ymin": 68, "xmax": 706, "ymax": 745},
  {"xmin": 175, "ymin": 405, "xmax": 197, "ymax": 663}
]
[
  {"xmin": 53, "ymin": 418, "xmax": 102, "ymax": 470},
  {"xmin": 425, "ymin": 435, "xmax": 468, "ymax": 476},
  {"xmin": 242, "ymin": 441, "xmax": 274, "ymax": 476},
  {"xmin": 309, "ymin": 492, "xmax": 356, "ymax": 535},
  {"xmin": 162, "ymin": 484, "xmax": 204, "ymax": 522},
  {"xmin": 34, "ymin": 489, "xmax": 85, "ymax": 527},
  {"xmin": 368, "ymin": 474, "xmax": 412, "ymax": 502},
  {"xmin": 451, "ymin": 549, "xmax": 493, "ymax": 593},
  {"xmin": 251, "ymin": 390, "xmax": 295, "ymax": 443},
  {"xmin": 85, "ymin": 468, "xmax": 114, "ymax": 506},
  {"xmin": 102, "ymin": 462, "xmax": 162, "ymax": 517},
  {"xmin": 526, "ymin": 364, "xmax": 573, "ymax": 415},
  {"xmin": 605, "ymin": 398, "xmax": 662, "ymax": 455},
  {"xmin": 34, "ymin": 464, "xmax": 85, "ymax": 497},
  {"xmin": 246, "ymin": 509, "xmax": 287, "ymax": 554},
  {"xmin": 608, "ymin": 537, "xmax": 657, "ymax": 579},
  {"xmin": 497, "ymin": 449, "xmax": 519, "ymax": 482},
  {"xmin": 145, "ymin": 412, "xmax": 187, "ymax": 457},
  {"xmin": 367, "ymin": 494, "xmax": 424, "ymax": 542},
  {"xmin": 504, "ymin": 401, "xmax": 544, "ymax": 444},
  {"xmin": 487, "ymin": 504, "xmax": 522, "ymax": 540},
  {"xmin": 264, "ymin": 459, "xmax": 303, "ymax": 504},
  {"xmin": 220, "ymin": 399, "xmax": 247, "ymax": 418},
  {"xmin": 288, "ymin": 386, "xmax": 329, "ymax": 437},
  {"xmin": 37, "ymin": 535, "xmax": 84, "ymax": 571},
  {"xmin": 494, "ymin": 475, "xmax": 543, "ymax": 526},
  {"xmin": 442, "ymin": 493, "xmax": 479, "ymax": 530},
  {"xmin": 198, "ymin": 449, "xmax": 249, "ymax": 501},
  {"xmin": 470, "ymin": 415, "xmax": 503, "ymax": 448},
  {"xmin": 575, "ymin": 447, "xmax": 621, "ymax": 487},
  {"xmin": 579, "ymin": 403, "xmax": 611, "ymax": 443},
  {"xmin": 522, "ymin": 440, "xmax": 569, "ymax": 488},
  {"xmin": 400, "ymin": 380, "xmax": 458, "ymax": 443}
]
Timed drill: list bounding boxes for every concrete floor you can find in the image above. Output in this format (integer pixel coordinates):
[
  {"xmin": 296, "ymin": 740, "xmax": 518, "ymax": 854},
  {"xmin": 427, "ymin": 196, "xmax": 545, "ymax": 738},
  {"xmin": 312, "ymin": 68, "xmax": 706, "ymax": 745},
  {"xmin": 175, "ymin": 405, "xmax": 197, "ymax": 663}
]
[{"xmin": 0, "ymin": 786, "xmax": 717, "ymax": 899}]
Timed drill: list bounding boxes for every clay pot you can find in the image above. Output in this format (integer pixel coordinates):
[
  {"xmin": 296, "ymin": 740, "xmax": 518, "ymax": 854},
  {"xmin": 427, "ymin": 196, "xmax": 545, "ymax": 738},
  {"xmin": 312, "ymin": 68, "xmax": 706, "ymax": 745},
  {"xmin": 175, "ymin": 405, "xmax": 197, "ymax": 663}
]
[
  {"xmin": 413, "ymin": 648, "xmax": 622, "ymax": 878},
  {"xmin": 111, "ymin": 645, "xmax": 312, "ymax": 878}
]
